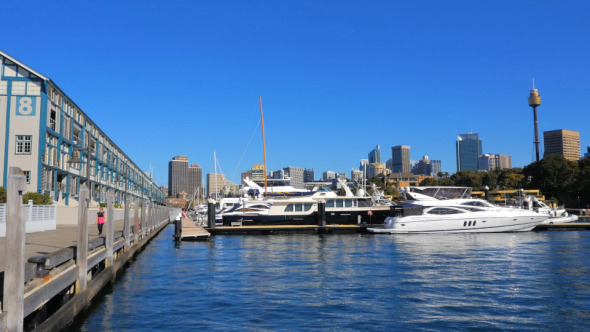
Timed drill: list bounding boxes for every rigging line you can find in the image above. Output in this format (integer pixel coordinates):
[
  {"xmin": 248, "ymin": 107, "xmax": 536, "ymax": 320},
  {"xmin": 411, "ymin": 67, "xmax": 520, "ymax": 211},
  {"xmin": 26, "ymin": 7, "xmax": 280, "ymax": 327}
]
[{"xmin": 230, "ymin": 117, "xmax": 262, "ymax": 182}]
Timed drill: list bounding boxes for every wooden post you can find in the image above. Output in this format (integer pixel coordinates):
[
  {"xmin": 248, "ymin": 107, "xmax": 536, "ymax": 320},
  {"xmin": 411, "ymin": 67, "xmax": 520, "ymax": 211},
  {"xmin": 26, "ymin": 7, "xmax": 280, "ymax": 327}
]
[
  {"xmin": 76, "ymin": 185, "xmax": 89, "ymax": 293},
  {"xmin": 133, "ymin": 198, "xmax": 139, "ymax": 243},
  {"xmin": 124, "ymin": 191, "xmax": 130, "ymax": 249},
  {"xmin": 3, "ymin": 167, "xmax": 26, "ymax": 331},
  {"xmin": 106, "ymin": 194, "xmax": 114, "ymax": 266},
  {"xmin": 141, "ymin": 199, "xmax": 146, "ymax": 238}
]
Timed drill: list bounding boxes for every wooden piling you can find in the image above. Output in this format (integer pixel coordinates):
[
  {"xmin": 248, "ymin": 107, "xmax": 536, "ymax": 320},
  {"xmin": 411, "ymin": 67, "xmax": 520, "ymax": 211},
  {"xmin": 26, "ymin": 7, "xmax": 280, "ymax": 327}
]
[
  {"xmin": 106, "ymin": 195, "xmax": 114, "ymax": 266},
  {"xmin": 76, "ymin": 185, "xmax": 89, "ymax": 293},
  {"xmin": 3, "ymin": 167, "xmax": 26, "ymax": 331}
]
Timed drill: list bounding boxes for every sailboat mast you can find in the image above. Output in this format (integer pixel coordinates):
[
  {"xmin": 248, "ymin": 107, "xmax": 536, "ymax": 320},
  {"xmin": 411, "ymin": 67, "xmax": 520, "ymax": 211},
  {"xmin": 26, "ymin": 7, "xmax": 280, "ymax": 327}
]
[{"xmin": 259, "ymin": 96, "xmax": 268, "ymax": 196}]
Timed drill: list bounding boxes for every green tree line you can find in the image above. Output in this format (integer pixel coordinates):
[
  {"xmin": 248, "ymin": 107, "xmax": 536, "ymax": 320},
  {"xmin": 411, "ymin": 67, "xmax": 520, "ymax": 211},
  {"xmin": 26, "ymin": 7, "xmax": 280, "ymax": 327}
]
[{"xmin": 420, "ymin": 155, "xmax": 590, "ymax": 208}]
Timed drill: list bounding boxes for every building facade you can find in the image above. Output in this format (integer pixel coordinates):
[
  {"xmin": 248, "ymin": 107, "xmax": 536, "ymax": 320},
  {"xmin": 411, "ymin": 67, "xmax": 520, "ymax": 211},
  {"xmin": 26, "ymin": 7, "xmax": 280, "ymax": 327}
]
[
  {"xmin": 392, "ymin": 145, "xmax": 411, "ymax": 173},
  {"xmin": 322, "ymin": 170, "xmax": 335, "ymax": 181},
  {"xmin": 283, "ymin": 166, "xmax": 304, "ymax": 189},
  {"xmin": 168, "ymin": 156, "xmax": 202, "ymax": 198},
  {"xmin": 350, "ymin": 169, "xmax": 363, "ymax": 183},
  {"xmin": 478, "ymin": 153, "xmax": 512, "ymax": 171},
  {"xmin": 0, "ymin": 50, "xmax": 164, "ymax": 206},
  {"xmin": 543, "ymin": 129, "xmax": 581, "ymax": 161},
  {"xmin": 368, "ymin": 162, "xmax": 387, "ymax": 178},
  {"xmin": 303, "ymin": 168, "xmax": 314, "ymax": 183},
  {"xmin": 368, "ymin": 145, "xmax": 381, "ymax": 163},
  {"xmin": 456, "ymin": 133, "xmax": 482, "ymax": 171},
  {"xmin": 412, "ymin": 156, "xmax": 442, "ymax": 176}
]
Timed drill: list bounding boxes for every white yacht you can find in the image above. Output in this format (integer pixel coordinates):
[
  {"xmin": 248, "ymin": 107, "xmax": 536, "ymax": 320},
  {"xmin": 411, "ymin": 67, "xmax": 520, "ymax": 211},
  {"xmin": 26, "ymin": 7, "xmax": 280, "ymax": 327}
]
[
  {"xmin": 367, "ymin": 186, "xmax": 549, "ymax": 233},
  {"xmin": 367, "ymin": 205, "xmax": 549, "ymax": 234}
]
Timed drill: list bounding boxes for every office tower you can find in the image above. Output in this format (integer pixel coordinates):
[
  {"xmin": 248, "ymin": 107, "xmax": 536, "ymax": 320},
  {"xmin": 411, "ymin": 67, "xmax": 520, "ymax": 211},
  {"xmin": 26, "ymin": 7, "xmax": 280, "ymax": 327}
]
[
  {"xmin": 168, "ymin": 156, "xmax": 202, "ymax": 198},
  {"xmin": 323, "ymin": 171, "xmax": 335, "ymax": 181},
  {"xmin": 543, "ymin": 129, "xmax": 581, "ymax": 161},
  {"xmin": 456, "ymin": 133, "xmax": 482, "ymax": 171},
  {"xmin": 351, "ymin": 169, "xmax": 363, "ymax": 182},
  {"xmin": 392, "ymin": 145, "xmax": 411, "ymax": 173},
  {"xmin": 528, "ymin": 84, "xmax": 542, "ymax": 161},
  {"xmin": 368, "ymin": 163, "xmax": 386, "ymax": 178},
  {"xmin": 283, "ymin": 166, "xmax": 304, "ymax": 189},
  {"xmin": 478, "ymin": 154, "xmax": 512, "ymax": 171},
  {"xmin": 412, "ymin": 156, "xmax": 442, "ymax": 176},
  {"xmin": 368, "ymin": 145, "xmax": 381, "ymax": 163},
  {"xmin": 304, "ymin": 168, "xmax": 315, "ymax": 182}
]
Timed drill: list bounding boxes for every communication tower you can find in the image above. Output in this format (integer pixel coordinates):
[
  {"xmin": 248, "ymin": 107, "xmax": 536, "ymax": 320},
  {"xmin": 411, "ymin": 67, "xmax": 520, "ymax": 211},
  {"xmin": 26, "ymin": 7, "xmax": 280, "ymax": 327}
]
[{"xmin": 528, "ymin": 81, "xmax": 541, "ymax": 161}]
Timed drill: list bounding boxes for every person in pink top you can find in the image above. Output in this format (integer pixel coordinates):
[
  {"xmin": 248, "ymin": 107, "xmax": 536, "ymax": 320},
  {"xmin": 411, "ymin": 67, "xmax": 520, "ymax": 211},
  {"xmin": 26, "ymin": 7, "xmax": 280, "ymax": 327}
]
[{"xmin": 97, "ymin": 206, "xmax": 105, "ymax": 236}]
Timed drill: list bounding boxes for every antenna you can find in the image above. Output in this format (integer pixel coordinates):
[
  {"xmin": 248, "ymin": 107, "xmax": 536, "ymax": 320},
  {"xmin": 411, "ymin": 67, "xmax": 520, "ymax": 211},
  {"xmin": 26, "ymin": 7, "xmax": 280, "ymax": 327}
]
[{"xmin": 532, "ymin": 77, "xmax": 535, "ymax": 89}]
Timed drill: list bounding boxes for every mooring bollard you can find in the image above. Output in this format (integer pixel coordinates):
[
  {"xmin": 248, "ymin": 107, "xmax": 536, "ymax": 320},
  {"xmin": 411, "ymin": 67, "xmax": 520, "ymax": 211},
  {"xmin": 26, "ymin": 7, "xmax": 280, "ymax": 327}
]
[
  {"xmin": 207, "ymin": 200, "xmax": 216, "ymax": 228},
  {"xmin": 317, "ymin": 200, "xmax": 326, "ymax": 227},
  {"xmin": 174, "ymin": 217, "xmax": 182, "ymax": 239}
]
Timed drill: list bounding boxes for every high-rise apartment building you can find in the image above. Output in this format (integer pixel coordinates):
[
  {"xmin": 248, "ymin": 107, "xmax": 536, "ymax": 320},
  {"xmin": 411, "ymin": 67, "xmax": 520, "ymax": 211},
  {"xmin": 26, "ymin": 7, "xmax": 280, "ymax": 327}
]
[
  {"xmin": 478, "ymin": 154, "xmax": 512, "ymax": 171},
  {"xmin": 206, "ymin": 173, "xmax": 229, "ymax": 198},
  {"xmin": 368, "ymin": 145, "xmax": 381, "ymax": 163},
  {"xmin": 543, "ymin": 129, "xmax": 581, "ymax": 161},
  {"xmin": 456, "ymin": 133, "xmax": 482, "ymax": 171},
  {"xmin": 168, "ymin": 156, "xmax": 201, "ymax": 198},
  {"xmin": 392, "ymin": 145, "xmax": 411, "ymax": 173}
]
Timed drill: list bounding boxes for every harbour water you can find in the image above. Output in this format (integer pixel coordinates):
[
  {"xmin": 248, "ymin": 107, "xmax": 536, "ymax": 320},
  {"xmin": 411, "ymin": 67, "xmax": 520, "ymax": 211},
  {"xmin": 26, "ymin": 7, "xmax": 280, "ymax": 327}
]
[{"xmin": 67, "ymin": 226, "xmax": 590, "ymax": 331}]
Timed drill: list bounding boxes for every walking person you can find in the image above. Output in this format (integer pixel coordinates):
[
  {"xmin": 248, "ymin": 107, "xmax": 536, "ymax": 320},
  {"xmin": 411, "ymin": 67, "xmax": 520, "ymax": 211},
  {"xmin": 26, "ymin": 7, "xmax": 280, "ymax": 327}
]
[{"xmin": 97, "ymin": 206, "xmax": 105, "ymax": 235}]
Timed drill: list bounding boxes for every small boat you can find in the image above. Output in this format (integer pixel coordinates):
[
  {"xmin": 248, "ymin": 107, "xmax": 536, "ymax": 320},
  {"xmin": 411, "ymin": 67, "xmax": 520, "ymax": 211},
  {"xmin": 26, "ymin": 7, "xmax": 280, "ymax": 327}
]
[{"xmin": 367, "ymin": 205, "xmax": 549, "ymax": 234}]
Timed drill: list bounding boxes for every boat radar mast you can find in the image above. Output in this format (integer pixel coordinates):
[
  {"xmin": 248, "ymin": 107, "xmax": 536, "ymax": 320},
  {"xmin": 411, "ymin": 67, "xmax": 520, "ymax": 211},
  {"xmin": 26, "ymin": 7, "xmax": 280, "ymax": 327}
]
[{"xmin": 528, "ymin": 78, "xmax": 542, "ymax": 161}]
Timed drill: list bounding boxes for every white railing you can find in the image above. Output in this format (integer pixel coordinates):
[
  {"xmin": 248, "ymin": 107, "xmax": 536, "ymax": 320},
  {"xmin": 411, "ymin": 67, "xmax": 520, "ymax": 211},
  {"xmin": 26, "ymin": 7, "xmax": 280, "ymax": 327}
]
[{"xmin": 0, "ymin": 201, "xmax": 57, "ymax": 237}]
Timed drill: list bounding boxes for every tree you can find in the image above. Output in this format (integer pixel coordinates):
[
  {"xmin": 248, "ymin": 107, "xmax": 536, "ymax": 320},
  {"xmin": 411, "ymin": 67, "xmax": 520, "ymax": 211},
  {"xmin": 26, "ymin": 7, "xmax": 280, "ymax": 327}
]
[
  {"xmin": 0, "ymin": 187, "xmax": 6, "ymax": 203},
  {"xmin": 22, "ymin": 192, "xmax": 53, "ymax": 205},
  {"xmin": 523, "ymin": 155, "xmax": 577, "ymax": 205}
]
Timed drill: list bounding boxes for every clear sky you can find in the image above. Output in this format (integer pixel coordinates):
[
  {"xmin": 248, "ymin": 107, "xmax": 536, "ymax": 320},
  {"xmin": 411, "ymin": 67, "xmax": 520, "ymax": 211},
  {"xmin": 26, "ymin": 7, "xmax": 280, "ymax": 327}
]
[{"xmin": 2, "ymin": 1, "xmax": 588, "ymax": 186}]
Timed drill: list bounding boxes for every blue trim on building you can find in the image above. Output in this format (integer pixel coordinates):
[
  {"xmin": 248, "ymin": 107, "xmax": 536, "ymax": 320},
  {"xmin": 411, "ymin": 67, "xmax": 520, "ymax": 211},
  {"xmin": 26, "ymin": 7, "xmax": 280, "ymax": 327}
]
[
  {"xmin": 3, "ymin": 80, "xmax": 12, "ymax": 187},
  {"xmin": 38, "ymin": 81, "xmax": 49, "ymax": 193}
]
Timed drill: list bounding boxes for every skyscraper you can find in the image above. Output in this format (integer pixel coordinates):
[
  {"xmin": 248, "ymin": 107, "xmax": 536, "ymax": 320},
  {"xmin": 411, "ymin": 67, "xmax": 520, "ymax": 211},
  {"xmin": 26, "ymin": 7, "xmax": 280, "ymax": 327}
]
[
  {"xmin": 368, "ymin": 145, "xmax": 381, "ymax": 163},
  {"xmin": 391, "ymin": 145, "xmax": 411, "ymax": 173},
  {"xmin": 283, "ymin": 166, "xmax": 304, "ymax": 189},
  {"xmin": 412, "ymin": 156, "xmax": 442, "ymax": 176},
  {"xmin": 304, "ymin": 168, "xmax": 315, "ymax": 182},
  {"xmin": 543, "ymin": 129, "xmax": 581, "ymax": 161},
  {"xmin": 168, "ymin": 156, "xmax": 202, "ymax": 198},
  {"xmin": 456, "ymin": 134, "xmax": 482, "ymax": 171}
]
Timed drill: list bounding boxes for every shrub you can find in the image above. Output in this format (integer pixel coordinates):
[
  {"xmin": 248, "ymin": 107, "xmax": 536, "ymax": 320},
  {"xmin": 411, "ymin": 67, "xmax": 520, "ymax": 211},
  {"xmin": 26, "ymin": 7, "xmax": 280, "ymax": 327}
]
[{"xmin": 22, "ymin": 192, "xmax": 53, "ymax": 205}]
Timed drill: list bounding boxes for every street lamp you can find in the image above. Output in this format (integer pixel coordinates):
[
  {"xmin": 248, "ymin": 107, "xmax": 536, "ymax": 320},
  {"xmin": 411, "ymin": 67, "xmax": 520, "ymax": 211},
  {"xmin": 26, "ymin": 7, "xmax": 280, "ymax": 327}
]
[{"xmin": 68, "ymin": 138, "xmax": 92, "ymax": 205}]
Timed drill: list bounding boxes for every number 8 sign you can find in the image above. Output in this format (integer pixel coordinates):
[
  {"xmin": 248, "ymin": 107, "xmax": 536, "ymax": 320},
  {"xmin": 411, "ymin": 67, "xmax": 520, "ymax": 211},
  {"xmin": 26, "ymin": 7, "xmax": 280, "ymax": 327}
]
[{"xmin": 16, "ymin": 96, "xmax": 36, "ymax": 116}]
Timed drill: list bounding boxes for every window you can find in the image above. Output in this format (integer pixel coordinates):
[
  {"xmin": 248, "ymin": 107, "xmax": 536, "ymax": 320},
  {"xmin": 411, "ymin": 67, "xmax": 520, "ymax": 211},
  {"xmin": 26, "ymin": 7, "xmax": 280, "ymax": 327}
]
[
  {"xmin": 326, "ymin": 200, "xmax": 334, "ymax": 208},
  {"xmin": 50, "ymin": 109, "xmax": 56, "ymax": 130},
  {"xmin": 23, "ymin": 171, "xmax": 31, "ymax": 184},
  {"xmin": 285, "ymin": 204, "xmax": 293, "ymax": 212},
  {"xmin": 304, "ymin": 204, "xmax": 313, "ymax": 211},
  {"xmin": 16, "ymin": 135, "xmax": 32, "ymax": 154}
]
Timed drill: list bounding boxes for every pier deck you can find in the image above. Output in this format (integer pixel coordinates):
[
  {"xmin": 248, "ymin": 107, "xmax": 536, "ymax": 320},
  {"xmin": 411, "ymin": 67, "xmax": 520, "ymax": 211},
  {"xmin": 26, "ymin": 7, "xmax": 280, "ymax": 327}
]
[{"xmin": 179, "ymin": 217, "xmax": 210, "ymax": 240}]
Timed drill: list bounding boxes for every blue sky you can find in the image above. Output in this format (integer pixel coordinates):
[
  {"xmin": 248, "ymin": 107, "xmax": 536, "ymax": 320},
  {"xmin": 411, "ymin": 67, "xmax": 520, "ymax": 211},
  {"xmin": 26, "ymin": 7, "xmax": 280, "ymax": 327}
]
[{"xmin": 2, "ymin": 1, "xmax": 588, "ymax": 186}]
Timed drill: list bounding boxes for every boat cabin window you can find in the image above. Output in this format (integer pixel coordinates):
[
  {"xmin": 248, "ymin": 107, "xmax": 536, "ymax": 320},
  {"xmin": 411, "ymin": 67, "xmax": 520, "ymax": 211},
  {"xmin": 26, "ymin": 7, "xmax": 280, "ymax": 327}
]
[
  {"xmin": 345, "ymin": 200, "xmax": 352, "ymax": 207},
  {"xmin": 326, "ymin": 200, "xmax": 335, "ymax": 208},
  {"xmin": 285, "ymin": 203, "xmax": 313, "ymax": 212},
  {"xmin": 428, "ymin": 207, "xmax": 464, "ymax": 215},
  {"xmin": 336, "ymin": 200, "xmax": 344, "ymax": 208}
]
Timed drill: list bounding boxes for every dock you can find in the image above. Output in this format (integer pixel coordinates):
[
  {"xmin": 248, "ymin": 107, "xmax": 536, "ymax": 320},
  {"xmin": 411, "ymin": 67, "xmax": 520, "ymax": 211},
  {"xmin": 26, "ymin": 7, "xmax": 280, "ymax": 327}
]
[
  {"xmin": 207, "ymin": 224, "xmax": 371, "ymax": 235},
  {"xmin": 534, "ymin": 222, "xmax": 590, "ymax": 231},
  {"xmin": 176, "ymin": 217, "xmax": 210, "ymax": 240}
]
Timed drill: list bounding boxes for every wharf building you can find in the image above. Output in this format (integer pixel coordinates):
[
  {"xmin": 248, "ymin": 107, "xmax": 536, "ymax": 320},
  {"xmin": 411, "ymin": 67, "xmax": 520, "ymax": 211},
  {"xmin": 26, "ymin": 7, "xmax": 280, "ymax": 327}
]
[
  {"xmin": 543, "ymin": 129, "xmax": 581, "ymax": 161},
  {"xmin": 368, "ymin": 145, "xmax": 381, "ymax": 163},
  {"xmin": 391, "ymin": 145, "xmax": 411, "ymax": 173},
  {"xmin": 0, "ymin": 50, "xmax": 164, "ymax": 206},
  {"xmin": 456, "ymin": 133, "xmax": 482, "ymax": 171},
  {"xmin": 478, "ymin": 154, "xmax": 512, "ymax": 171},
  {"xmin": 168, "ymin": 156, "xmax": 202, "ymax": 198},
  {"xmin": 412, "ymin": 156, "xmax": 442, "ymax": 177}
]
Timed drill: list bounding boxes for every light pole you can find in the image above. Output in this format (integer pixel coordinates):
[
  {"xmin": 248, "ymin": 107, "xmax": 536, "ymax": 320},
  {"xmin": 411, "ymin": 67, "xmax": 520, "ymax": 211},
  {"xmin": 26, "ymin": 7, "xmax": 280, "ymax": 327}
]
[{"xmin": 68, "ymin": 138, "xmax": 92, "ymax": 205}]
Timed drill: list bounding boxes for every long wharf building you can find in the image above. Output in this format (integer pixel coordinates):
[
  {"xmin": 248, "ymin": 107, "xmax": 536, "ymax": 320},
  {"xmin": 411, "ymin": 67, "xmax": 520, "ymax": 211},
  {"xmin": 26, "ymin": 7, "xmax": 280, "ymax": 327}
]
[{"xmin": 0, "ymin": 50, "xmax": 165, "ymax": 206}]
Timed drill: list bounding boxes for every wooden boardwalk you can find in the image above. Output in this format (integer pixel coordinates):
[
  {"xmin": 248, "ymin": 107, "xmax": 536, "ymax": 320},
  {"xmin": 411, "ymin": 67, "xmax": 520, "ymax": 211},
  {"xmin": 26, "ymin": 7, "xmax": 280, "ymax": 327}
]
[{"xmin": 178, "ymin": 217, "xmax": 210, "ymax": 240}]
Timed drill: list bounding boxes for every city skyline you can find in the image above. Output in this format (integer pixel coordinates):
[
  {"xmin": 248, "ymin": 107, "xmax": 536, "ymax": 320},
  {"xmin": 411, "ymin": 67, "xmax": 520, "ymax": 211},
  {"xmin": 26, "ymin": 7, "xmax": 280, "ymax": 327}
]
[{"xmin": 2, "ymin": 1, "xmax": 588, "ymax": 186}]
